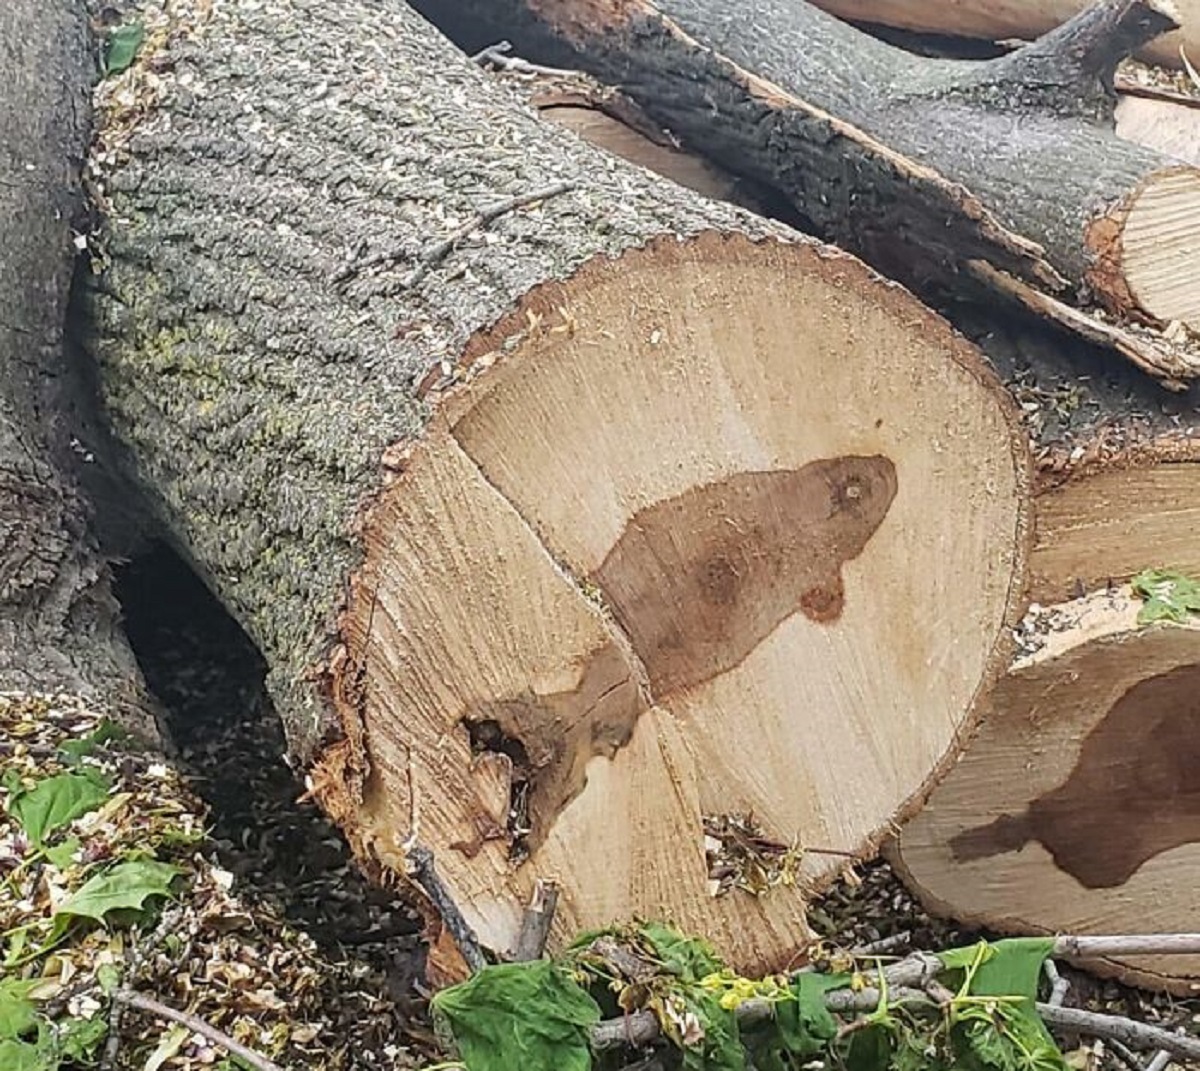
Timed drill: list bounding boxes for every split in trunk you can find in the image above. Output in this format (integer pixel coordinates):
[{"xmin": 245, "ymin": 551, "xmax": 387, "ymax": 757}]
[
  {"xmin": 411, "ymin": 0, "xmax": 1200, "ymax": 385},
  {"xmin": 893, "ymin": 586, "xmax": 1200, "ymax": 993},
  {"xmin": 82, "ymin": 0, "xmax": 1030, "ymax": 976}
]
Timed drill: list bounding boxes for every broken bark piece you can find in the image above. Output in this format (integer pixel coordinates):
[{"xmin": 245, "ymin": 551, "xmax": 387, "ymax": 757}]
[
  {"xmin": 413, "ymin": 0, "xmax": 1200, "ymax": 372},
  {"xmin": 806, "ymin": 0, "xmax": 1200, "ymax": 71},
  {"xmin": 85, "ymin": 0, "xmax": 1030, "ymax": 975},
  {"xmin": 892, "ymin": 587, "xmax": 1200, "ymax": 993}
]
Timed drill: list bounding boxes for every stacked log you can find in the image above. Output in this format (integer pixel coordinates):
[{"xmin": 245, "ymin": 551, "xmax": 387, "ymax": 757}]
[
  {"xmin": 412, "ymin": 0, "xmax": 1200, "ymax": 385},
  {"xmin": 807, "ymin": 0, "xmax": 1200, "ymax": 70},
  {"xmin": 401, "ymin": 0, "xmax": 1200, "ymax": 989},
  {"xmin": 0, "ymin": 0, "xmax": 156, "ymax": 738},
  {"xmin": 79, "ymin": 0, "xmax": 1034, "ymax": 977}
]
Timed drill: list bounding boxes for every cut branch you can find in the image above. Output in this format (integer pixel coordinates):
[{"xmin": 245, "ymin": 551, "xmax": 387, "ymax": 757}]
[
  {"xmin": 86, "ymin": 0, "xmax": 1031, "ymax": 978},
  {"xmin": 805, "ymin": 0, "xmax": 1200, "ymax": 70},
  {"xmin": 894, "ymin": 587, "xmax": 1200, "ymax": 992},
  {"xmin": 413, "ymin": 0, "xmax": 1200, "ymax": 379}
]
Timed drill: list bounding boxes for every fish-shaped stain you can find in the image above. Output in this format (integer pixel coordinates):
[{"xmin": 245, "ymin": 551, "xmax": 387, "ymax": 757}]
[
  {"xmin": 594, "ymin": 456, "xmax": 898, "ymax": 698},
  {"xmin": 950, "ymin": 663, "xmax": 1200, "ymax": 887}
]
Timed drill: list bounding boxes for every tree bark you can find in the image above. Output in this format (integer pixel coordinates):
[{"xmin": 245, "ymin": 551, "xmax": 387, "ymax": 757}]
[
  {"xmin": 808, "ymin": 0, "xmax": 1200, "ymax": 71},
  {"xmin": 82, "ymin": 0, "xmax": 1031, "ymax": 976},
  {"xmin": 411, "ymin": 0, "xmax": 1200, "ymax": 385},
  {"xmin": 0, "ymin": 0, "xmax": 156, "ymax": 738}
]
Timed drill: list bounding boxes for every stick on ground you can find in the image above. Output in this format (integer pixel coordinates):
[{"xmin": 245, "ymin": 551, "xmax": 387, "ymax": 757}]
[{"xmin": 115, "ymin": 991, "xmax": 286, "ymax": 1071}]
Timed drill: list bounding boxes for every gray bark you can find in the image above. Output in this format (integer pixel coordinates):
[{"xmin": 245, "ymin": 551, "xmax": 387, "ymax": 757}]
[
  {"xmin": 82, "ymin": 0, "xmax": 785, "ymax": 761},
  {"xmin": 0, "ymin": 0, "xmax": 156, "ymax": 736},
  {"xmin": 409, "ymin": 0, "xmax": 1185, "ymax": 312}
]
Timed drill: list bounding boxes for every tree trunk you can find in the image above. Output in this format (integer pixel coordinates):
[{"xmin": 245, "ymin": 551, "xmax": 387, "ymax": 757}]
[
  {"xmin": 807, "ymin": 0, "xmax": 1200, "ymax": 70},
  {"xmin": 411, "ymin": 0, "xmax": 1200, "ymax": 385},
  {"xmin": 892, "ymin": 586, "xmax": 1200, "ymax": 993},
  {"xmin": 82, "ymin": 0, "xmax": 1030, "ymax": 975},
  {"xmin": 0, "ymin": 0, "xmax": 156, "ymax": 739}
]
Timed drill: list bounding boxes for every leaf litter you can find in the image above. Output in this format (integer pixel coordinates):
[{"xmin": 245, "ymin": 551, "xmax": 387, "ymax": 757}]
[{"xmin": 0, "ymin": 691, "xmax": 431, "ymax": 1069}]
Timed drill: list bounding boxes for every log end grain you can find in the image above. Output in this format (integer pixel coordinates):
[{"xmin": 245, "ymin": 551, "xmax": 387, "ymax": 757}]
[
  {"xmin": 310, "ymin": 231, "xmax": 1032, "ymax": 976},
  {"xmin": 893, "ymin": 586, "xmax": 1200, "ymax": 994}
]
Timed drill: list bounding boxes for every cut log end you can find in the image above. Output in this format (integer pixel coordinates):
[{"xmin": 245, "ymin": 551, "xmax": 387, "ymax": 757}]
[
  {"xmin": 1118, "ymin": 167, "xmax": 1200, "ymax": 330},
  {"xmin": 894, "ymin": 588, "xmax": 1200, "ymax": 994},
  {"xmin": 311, "ymin": 232, "xmax": 1030, "ymax": 975}
]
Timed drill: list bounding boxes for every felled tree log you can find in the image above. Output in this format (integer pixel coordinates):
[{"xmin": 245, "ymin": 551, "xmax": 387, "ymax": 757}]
[
  {"xmin": 412, "ymin": 0, "xmax": 1200, "ymax": 384},
  {"xmin": 807, "ymin": 0, "xmax": 1200, "ymax": 70},
  {"xmin": 1031, "ymin": 435, "xmax": 1200, "ymax": 603},
  {"xmin": 1117, "ymin": 93, "xmax": 1200, "ymax": 165},
  {"xmin": 82, "ymin": 0, "xmax": 1031, "ymax": 974},
  {"xmin": 893, "ymin": 587, "xmax": 1200, "ymax": 992},
  {"xmin": 0, "ymin": 0, "xmax": 155, "ymax": 738}
]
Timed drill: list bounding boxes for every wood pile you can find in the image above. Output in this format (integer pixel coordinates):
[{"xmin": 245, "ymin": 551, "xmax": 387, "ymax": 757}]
[{"xmin": 6, "ymin": 0, "xmax": 1199, "ymax": 994}]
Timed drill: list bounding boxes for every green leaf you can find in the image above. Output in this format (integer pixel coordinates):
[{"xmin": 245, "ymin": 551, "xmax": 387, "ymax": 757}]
[
  {"xmin": 43, "ymin": 838, "xmax": 80, "ymax": 871},
  {"xmin": 96, "ymin": 963, "xmax": 122, "ymax": 996},
  {"xmin": 1132, "ymin": 568, "xmax": 1200, "ymax": 625},
  {"xmin": 747, "ymin": 971, "xmax": 846, "ymax": 1068},
  {"xmin": 432, "ymin": 960, "xmax": 600, "ymax": 1071},
  {"xmin": 678, "ymin": 988, "xmax": 744, "ymax": 1071},
  {"xmin": 7, "ymin": 771, "xmax": 109, "ymax": 847},
  {"xmin": 0, "ymin": 1038, "xmax": 42, "ymax": 1071},
  {"xmin": 940, "ymin": 939, "xmax": 1067, "ymax": 1071},
  {"xmin": 639, "ymin": 923, "xmax": 723, "ymax": 982},
  {"xmin": 104, "ymin": 22, "xmax": 144, "ymax": 76},
  {"xmin": 54, "ymin": 859, "xmax": 179, "ymax": 924},
  {"xmin": 55, "ymin": 1014, "xmax": 108, "ymax": 1062},
  {"xmin": 58, "ymin": 722, "xmax": 127, "ymax": 764},
  {"xmin": 840, "ymin": 1021, "xmax": 894, "ymax": 1071},
  {"xmin": 0, "ymin": 979, "xmax": 38, "ymax": 1040},
  {"xmin": 967, "ymin": 938, "xmax": 1056, "ymax": 1000}
]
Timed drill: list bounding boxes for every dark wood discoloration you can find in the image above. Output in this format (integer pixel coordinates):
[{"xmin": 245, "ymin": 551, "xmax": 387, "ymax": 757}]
[
  {"xmin": 461, "ymin": 640, "xmax": 647, "ymax": 856},
  {"xmin": 594, "ymin": 458, "xmax": 897, "ymax": 696},
  {"xmin": 950, "ymin": 662, "xmax": 1200, "ymax": 887}
]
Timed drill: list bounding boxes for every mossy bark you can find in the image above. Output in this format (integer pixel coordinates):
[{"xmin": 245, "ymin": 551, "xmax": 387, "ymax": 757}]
[{"xmin": 83, "ymin": 0, "xmax": 786, "ymax": 761}]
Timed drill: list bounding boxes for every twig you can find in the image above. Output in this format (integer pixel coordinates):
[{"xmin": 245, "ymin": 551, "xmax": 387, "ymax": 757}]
[
  {"xmin": 471, "ymin": 38, "xmax": 580, "ymax": 78},
  {"xmin": 469, "ymin": 39, "xmax": 513, "ymax": 63},
  {"xmin": 1144, "ymin": 1049, "xmax": 1174, "ymax": 1071},
  {"xmin": 114, "ymin": 990, "xmax": 285, "ymax": 1071},
  {"xmin": 591, "ymin": 986, "xmax": 933, "ymax": 1050},
  {"xmin": 1053, "ymin": 934, "xmax": 1200, "ymax": 958},
  {"xmin": 513, "ymin": 879, "xmax": 559, "ymax": 961},
  {"xmin": 1109, "ymin": 1038, "xmax": 1150, "ymax": 1071},
  {"xmin": 407, "ymin": 844, "xmax": 486, "ymax": 974},
  {"xmin": 101, "ymin": 906, "xmax": 187, "ymax": 1070},
  {"xmin": 1043, "ymin": 959, "xmax": 1070, "ymax": 1007},
  {"xmin": 1037, "ymin": 1005, "xmax": 1200, "ymax": 1063},
  {"xmin": 851, "ymin": 931, "xmax": 911, "ymax": 957},
  {"xmin": 587, "ymin": 936, "xmax": 1200, "ymax": 1059},
  {"xmin": 332, "ymin": 181, "xmax": 575, "ymax": 285}
]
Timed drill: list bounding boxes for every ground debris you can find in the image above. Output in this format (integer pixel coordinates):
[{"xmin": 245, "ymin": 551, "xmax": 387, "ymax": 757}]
[{"xmin": 0, "ymin": 691, "xmax": 427, "ymax": 1070}]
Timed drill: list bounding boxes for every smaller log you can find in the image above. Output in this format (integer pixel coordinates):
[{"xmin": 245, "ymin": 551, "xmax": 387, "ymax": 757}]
[
  {"xmin": 807, "ymin": 0, "xmax": 1200, "ymax": 70},
  {"xmin": 893, "ymin": 587, "xmax": 1200, "ymax": 993},
  {"xmin": 1030, "ymin": 436, "xmax": 1200, "ymax": 604},
  {"xmin": 1117, "ymin": 93, "xmax": 1200, "ymax": 165},
  {"xmin": 415, "ymin": 0, "xmax": 1200, "ymax": 382}
]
